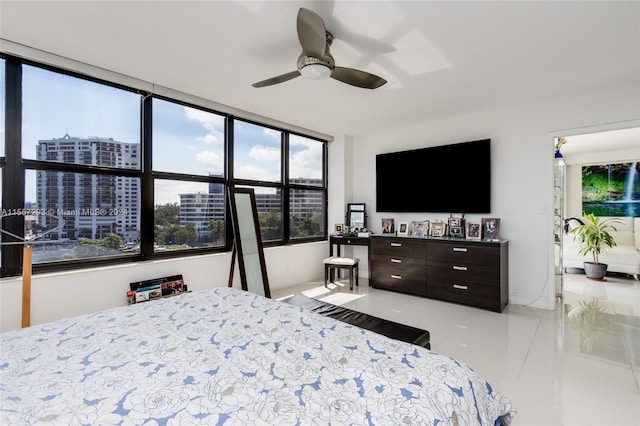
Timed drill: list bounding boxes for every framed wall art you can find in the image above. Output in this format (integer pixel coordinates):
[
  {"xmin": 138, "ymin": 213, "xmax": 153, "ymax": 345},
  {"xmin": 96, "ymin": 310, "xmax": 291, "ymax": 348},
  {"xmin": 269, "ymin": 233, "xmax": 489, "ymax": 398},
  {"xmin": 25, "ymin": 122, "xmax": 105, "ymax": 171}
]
[{"xmin": 581, "ymin": 162, "xmax": 639, "ymax": 217}]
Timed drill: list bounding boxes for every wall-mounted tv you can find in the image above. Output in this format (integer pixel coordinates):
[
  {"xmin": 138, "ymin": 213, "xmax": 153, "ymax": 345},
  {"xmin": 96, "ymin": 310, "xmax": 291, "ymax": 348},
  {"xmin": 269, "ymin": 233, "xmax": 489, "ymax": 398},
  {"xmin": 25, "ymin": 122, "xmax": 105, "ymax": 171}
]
[{"xmin": 376, "ymin": 139, "xmax": 491, "ymax": 213}]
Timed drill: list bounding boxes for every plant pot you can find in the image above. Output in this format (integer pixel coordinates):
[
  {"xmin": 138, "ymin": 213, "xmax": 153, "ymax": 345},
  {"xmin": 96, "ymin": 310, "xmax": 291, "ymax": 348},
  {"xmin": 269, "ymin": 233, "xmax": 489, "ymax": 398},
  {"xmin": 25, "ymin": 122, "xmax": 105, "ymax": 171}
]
[{"xmin": 583, "ymin": 262, "xmax": 608, "ymax": 280}]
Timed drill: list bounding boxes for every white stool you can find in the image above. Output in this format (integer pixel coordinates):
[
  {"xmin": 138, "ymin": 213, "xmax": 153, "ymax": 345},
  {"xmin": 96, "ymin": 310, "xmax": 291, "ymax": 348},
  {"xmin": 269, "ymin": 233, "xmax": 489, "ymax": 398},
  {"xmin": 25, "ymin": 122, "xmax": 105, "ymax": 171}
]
[{"xmin": 323, "ymin": 256, "xmax": 360, "ymax": 290}]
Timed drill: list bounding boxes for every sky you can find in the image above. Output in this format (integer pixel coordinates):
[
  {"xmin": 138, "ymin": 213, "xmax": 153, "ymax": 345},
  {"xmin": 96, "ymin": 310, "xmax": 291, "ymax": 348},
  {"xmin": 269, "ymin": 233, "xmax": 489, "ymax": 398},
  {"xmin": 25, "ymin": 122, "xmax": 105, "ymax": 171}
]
[{"xmin": 1, "ymin": 62, "xmax": 322, "ymax": 205}]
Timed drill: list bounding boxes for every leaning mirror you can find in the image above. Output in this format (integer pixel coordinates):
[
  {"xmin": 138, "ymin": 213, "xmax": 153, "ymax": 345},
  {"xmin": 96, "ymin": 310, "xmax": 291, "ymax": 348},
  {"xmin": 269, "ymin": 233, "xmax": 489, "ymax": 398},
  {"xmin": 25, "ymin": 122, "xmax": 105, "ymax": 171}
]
[{"xmin": 228, "ymin": 187, "xmax": 271, "ymax": 298}]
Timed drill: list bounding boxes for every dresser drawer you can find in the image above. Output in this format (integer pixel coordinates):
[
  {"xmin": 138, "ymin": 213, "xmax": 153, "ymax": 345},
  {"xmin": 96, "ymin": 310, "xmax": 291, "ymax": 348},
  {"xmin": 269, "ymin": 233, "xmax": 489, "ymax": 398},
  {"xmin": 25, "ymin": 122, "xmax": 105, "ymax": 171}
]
[
  {"xmin": 427, "ymin": 279, "xmax": 502, "ymax": 312},
  {"xmin": 427, "ymin": 259, "xmax": 500, "ymax": 286},
  {"xmin": 373, "ymin": 256, "xmax": 426, "ymax": 276},
  {"xmin": 427, "ymin": 241, "xmax": 499, "ymax": 267},
  {"xmin": 371, "ymin": 237, "xmax": 426, "ymax": 258},
  {"xmin": 371, "ymin": 267, "xmax": 427, "ymax": 297}
]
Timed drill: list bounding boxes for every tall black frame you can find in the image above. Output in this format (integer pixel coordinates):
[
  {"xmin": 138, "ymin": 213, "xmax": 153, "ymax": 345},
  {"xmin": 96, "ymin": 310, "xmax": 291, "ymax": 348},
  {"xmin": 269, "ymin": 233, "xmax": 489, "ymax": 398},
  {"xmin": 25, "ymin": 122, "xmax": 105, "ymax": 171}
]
[{"xmin": 227, "ymin": 187, "xmax": 271, "ymax": 298}]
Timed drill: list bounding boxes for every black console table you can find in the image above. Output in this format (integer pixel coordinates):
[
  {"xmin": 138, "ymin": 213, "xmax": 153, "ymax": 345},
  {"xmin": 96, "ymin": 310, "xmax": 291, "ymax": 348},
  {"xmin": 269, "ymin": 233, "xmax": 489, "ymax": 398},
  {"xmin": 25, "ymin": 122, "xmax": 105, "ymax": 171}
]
[{"xmin": 328, "ymin": 235, "xmax": 371, "ymax": 283}]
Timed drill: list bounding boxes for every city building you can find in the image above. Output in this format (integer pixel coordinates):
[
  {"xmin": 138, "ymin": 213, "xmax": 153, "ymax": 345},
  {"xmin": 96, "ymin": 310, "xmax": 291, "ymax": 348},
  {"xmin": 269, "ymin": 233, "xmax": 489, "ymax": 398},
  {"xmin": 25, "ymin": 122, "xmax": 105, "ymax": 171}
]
[{"xmin": 36, "ymin": 134, "xmax": 140, "ymax": 243}]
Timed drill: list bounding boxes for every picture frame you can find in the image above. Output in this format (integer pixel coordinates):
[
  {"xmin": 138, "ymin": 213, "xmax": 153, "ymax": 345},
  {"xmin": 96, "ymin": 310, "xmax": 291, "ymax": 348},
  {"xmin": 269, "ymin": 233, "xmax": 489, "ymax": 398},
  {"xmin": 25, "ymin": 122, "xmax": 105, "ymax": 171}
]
[
  {"xmin": 335, "ymin": 223, "xmax": 344, "ymax": 234},
  {"xmin": 448, "ymin": 215, "xmax": 465, "ymax": 238},
  {"xmin": 410, "ymin": 220, "xmax": 429, "ymax": 238},
  {"xmin": 430, "ymin": 221, "xmax": 446, "ymax": 237},
  {"xmin": 397, "ymin": 221, "xmax": 409, "ymax": 236},
  {"xmin": 381, "ymin": 218, "xmax": 395, "ymax": 234},
  {"xmin": 482, "ymin": 218, "xmax": 500, "ymax": 240},
  {"xmin": 466, "ymin": 222, "xmax": 481, "ymax": 240},
  {"xmin": 449, "ymin": 226, "xmax": 464, "ymax": 238}
]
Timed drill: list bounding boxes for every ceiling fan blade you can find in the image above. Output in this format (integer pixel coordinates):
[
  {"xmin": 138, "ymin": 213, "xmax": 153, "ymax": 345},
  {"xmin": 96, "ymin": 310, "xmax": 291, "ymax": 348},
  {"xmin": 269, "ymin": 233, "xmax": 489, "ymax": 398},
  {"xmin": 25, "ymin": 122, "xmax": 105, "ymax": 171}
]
[
  {"xmin": 252, "ymin": 70, "xmax": 301, "ymax": 88},
  {"xmin": 297, "ymin": 8, "xmax": 327, "ymax": 58},
  {"xmin": 331, "ymin": 67, "xmax": 387, "ymax": 89}
]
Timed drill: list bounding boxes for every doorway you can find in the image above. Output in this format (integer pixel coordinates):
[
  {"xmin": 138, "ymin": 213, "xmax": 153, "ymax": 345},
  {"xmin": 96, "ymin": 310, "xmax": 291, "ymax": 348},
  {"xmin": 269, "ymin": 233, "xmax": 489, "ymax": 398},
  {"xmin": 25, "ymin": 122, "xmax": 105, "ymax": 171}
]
[{"xmin": 553, "ymin": 125, "xmax": 640, "ymax": 298}]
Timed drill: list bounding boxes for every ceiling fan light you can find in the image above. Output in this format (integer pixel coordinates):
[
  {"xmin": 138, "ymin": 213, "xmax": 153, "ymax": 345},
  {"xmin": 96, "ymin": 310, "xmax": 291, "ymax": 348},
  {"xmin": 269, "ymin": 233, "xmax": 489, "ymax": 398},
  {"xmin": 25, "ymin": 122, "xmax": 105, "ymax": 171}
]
[{"xmin": 300, "ymin": 63, "xmax": 331, "ymax": 80}]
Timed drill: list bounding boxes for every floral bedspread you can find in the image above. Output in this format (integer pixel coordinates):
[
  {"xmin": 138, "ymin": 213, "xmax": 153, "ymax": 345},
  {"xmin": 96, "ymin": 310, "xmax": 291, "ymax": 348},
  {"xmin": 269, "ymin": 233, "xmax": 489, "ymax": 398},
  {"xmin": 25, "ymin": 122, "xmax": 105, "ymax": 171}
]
[{"xmin": 1, "ymin": 287, "xmax": 514, "ymax": 425}]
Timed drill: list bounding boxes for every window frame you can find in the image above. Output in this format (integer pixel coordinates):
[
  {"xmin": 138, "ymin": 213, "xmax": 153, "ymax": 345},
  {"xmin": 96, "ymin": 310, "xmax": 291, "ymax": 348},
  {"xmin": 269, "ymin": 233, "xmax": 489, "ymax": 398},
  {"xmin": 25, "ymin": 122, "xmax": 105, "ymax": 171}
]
[{"xmin": 0, "ymin": 54, "xmax": 328, "ymax": 277}]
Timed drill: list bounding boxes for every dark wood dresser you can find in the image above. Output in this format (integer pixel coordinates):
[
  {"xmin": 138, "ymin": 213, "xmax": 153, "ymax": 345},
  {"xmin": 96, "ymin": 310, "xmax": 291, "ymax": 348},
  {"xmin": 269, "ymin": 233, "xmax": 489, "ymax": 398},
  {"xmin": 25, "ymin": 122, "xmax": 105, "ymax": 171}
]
[{"xmin": 370, "ymin": 235, "xmax": 508, "ymax": 312}]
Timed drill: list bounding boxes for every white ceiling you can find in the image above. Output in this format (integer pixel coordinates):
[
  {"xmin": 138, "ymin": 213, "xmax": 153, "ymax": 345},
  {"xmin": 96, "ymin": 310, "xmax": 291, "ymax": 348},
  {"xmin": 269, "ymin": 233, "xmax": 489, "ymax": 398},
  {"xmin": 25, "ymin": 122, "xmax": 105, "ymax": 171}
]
[
  {"xmin": 1, "ymin": 0, "xmax": 639, "ymax": 143},
  {"xmin": 562, "ymin": 127, "xmax": 640, "ymax": 157}
]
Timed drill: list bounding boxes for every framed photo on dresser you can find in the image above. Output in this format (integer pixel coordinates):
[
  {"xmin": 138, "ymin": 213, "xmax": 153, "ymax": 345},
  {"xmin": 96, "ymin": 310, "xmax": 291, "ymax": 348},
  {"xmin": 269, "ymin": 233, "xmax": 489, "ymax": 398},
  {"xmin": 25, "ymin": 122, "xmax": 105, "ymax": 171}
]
[
  {"xmin": 430, "ymin": 221, "xmax": 446, "ymax": 237},
  {"xmin": 466, "ymin": 222, "xmax": 481, "ymax": 240},
  {"xmin": 410, "ymin": 220, "xmax": 429, "ymax": 238},
  {"xmin": 482, "ymin": 218, "xmax": 500, "ymax": 240},
  {"xmin": 382, "ymin": 218, "xmax": 395, "ymax": 234}
]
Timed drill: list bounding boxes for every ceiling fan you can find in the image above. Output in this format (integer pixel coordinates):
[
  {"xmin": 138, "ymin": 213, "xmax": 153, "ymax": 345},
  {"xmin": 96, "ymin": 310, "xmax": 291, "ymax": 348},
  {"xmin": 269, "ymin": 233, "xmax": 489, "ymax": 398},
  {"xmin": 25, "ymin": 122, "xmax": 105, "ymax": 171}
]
[{"xmin": 252, "ymin": 8, "xmax": 387, "ymax": 90}]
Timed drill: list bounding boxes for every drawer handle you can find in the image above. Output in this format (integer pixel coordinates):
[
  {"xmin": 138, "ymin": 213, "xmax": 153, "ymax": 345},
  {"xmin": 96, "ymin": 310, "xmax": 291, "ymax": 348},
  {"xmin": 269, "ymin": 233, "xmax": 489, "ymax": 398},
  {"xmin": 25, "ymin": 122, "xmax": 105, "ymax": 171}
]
[
  {"xmin": 390, "ymin": 258, "xmax": 402, "ymax": 263},
  {"xmin": 453, "ymin": 247, "xmax": 468, "ymax": 252},
  {"xmin": 453, "ymin": 265, "xmax": 468, "ymax": 271},
  {"xmin": 453, "ymin": 284, "xmax": 468, "ymax": 290},
  {"xmin": 390, "ymin": 243, "xmax": 402, "ymax": 247},
  {"xmin": 391, "ymin": 274, "xmax": 402, "ymax": 279}
]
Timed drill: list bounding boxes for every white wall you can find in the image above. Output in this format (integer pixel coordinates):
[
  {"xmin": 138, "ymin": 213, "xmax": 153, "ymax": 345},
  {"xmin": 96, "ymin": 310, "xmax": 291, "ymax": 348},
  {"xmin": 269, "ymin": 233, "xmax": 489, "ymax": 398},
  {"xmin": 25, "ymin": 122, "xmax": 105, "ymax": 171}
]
[
  {"xmin": 0, "ymin": 242, "xmax": 327, "ymax": 332},
  {"xmin": 348, "ymin": 81, "xmax": 639, "ymax": 310}
]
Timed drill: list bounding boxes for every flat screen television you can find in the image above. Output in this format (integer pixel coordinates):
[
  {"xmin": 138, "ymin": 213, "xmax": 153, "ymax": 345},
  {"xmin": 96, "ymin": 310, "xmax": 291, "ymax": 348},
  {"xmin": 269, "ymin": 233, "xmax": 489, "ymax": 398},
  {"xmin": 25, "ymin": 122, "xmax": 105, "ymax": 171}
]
[{"xmin": 376, "ymin": 139, "xmax": 491, "ymax": 213}]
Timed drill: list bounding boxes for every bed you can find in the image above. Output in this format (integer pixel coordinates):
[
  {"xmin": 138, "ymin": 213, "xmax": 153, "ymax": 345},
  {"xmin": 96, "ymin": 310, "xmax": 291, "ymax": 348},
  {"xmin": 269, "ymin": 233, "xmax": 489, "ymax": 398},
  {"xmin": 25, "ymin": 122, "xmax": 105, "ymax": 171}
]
[{"xmin": 1, "ymin": 287, "xmax": 514, "ymax": 425}]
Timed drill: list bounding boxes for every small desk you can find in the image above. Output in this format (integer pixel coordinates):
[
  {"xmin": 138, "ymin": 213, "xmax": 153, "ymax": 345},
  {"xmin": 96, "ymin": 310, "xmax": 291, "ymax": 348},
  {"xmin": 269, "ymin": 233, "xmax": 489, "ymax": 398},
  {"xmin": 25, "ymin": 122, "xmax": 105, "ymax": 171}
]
[{"xmin": 329, "ymin": 235, "xmax": 371, "ymax": 283}]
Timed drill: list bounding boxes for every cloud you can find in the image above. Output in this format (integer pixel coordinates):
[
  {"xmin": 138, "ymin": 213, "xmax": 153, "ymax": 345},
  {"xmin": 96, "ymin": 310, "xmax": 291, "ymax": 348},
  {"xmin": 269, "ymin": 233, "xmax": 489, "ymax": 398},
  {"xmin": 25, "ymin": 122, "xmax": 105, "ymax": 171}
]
[
  {"xmin": 249, "ymin": 144, "xmax": 281, "ymax": 161},
  {"xmin": 289, "ymin": 135, "xmax": 323, "ymax": 179},
  {"xmin": 235, "ymin": 164, "xmax": 279, "ymax": 182},
  {"xmin": 196, "ymin": 150, "xmax": 224, "ymax": 171},
  {"xmin": 195, "ymin": 133, "xmax": 220, "ymax": 144},
  {"xmin": 264, "ymin": 128, "xmax": 281, "ymax": 139},
  {"xmin": 184, "ymin": 107, "xmax": 224, "ymax": 145}
]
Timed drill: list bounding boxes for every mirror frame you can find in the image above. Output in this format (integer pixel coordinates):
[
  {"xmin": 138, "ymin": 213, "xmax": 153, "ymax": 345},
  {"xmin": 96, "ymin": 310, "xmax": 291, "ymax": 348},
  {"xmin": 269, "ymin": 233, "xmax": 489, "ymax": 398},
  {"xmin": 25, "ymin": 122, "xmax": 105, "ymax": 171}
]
[
  {"xmin": 346, "ymin": 203, "xmax": 367, "ymax": 230},
  {"xmin": 227, "ymin": 187, "xmax": 271, "ymax": 298}
]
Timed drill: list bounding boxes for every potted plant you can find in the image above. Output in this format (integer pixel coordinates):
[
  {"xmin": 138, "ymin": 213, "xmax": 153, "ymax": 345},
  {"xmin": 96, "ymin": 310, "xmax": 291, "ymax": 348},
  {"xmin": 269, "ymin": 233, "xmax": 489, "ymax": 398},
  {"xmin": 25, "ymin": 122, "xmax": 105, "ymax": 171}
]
[{"xmin": 570, "ymin": 213, "xmax": 620, "ymax": 280}]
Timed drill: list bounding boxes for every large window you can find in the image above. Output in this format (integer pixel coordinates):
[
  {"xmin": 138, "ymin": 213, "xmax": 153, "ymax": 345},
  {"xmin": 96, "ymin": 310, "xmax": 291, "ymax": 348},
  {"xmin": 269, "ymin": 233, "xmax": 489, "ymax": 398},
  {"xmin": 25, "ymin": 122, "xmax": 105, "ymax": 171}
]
[
  {"xmin": 18, "ymin": 65, "xmax": 142, "ymax": 266},
  {"xmin": 152, "ymin": 98, "xmax": 227, "ymax": 253},
  {"xmin": 22, "ymin": 65, "xmax": 141, "ymax": 166},
  {"xmin": 24, "ymin": 170, "xmax": 141, "ymax": 262},
  {"xmin": 289, "ymin": 134, "xmax": 323, "ymax": 186},
  {"xmin": 234, "ymin": 120, "xmax": 281, "ymax": 183},
  {"xmin": 152, "ymin": 98, "xmax": 225, "ymax": 176},
  {"xmin": 153, "ymin": 180, "xmax": 225, "ymax": 251},
  {"xmin": 0, "ymin": 55, "xmax": 327, "ymax": 277}
]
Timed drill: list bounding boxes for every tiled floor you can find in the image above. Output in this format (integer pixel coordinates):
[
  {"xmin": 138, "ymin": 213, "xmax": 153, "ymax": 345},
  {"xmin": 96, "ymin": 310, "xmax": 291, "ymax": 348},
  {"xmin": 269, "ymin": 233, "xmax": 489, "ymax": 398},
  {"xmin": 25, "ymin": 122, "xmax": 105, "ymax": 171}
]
[{"xmin": 271, "ymin": 272, "xmax": 640, "ymax": 425}]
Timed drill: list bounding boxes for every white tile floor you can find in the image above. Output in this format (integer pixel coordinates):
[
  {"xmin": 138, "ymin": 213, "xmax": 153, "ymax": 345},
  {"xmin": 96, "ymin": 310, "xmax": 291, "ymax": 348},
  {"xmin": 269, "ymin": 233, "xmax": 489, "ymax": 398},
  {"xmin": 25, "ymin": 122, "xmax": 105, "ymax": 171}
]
[{"xmin": 271, "ymin": 273, "xmax": 640, "ymax": 426}]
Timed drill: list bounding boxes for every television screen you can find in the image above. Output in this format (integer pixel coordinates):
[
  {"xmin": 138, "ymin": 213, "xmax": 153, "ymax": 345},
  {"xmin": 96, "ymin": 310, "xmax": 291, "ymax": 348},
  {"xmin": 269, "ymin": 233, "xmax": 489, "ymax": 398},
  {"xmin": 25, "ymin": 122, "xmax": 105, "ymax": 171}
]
[{"xmin": 376, "ymin": 139, "xmax": 491, "ymax": 213}]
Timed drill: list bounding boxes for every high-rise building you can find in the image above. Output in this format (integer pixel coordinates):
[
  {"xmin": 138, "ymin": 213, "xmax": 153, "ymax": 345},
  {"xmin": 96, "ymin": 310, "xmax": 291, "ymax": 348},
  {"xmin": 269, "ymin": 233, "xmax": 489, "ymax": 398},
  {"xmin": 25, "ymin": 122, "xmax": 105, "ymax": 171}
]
[
  {"xmin": 178, "ymin": 178, "xmax": 323, "ymax": 238},
  {"xmin": 36, "ymin": 134, "xmax": 140, "ymax": 242},
  {"xmin": 179, "ymin": 191, "xmax": 225, "ymax": 234}
]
